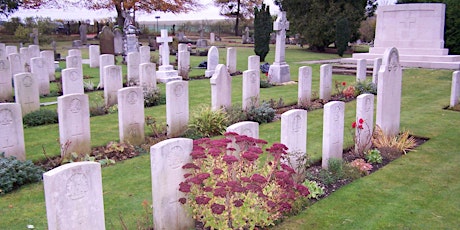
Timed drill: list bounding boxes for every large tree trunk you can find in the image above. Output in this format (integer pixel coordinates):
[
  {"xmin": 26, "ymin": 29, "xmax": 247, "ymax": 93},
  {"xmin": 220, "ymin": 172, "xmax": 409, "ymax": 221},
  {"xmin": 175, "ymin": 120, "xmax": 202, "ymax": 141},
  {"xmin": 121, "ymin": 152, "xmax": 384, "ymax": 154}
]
[
  {"xmin": 115, "ymin": 1, "xmax": 124, "ymax": 27},
  {"xmin": 234, "ymin": 0, "xmax": 241, "ymax": 36}
]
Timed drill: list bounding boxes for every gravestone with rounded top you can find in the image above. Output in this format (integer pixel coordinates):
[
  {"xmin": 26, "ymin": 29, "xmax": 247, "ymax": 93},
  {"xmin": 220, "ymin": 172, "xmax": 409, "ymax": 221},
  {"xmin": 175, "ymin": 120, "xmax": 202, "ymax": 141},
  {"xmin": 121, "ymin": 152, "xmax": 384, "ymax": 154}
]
[
  {"xmin": 40, "ymin": 50, "xmax": 55, "ymax": 81},
  {"xmin": 178, "ymin": 44, "xmax": 190, "ymax": 80},
  {"xmin": 248, "ymin": 55, "xmax": 260, "ymax": 71},
  {"xmin": 8, "ymin": 53, "xmax": 23, "ymax": 79},
  {"xmin": 210, "ymin": 64, "xmax": 232, "ymax": 110},
  {"xmin": 139, "ymin": 46, "xmax": 151, "ymax": 64},
  {"xmin": 322, "ymin": 101, "xmax": 345, "ymax": 169},
  {"xmin": 62, "ymin": 68, "xmax": 84, "ymax": 95},
  {"xmin": 113, "ymin": 28, "xmax": 123, "ymax": 55},
  {"xmin": 298, "ymin": 66, "xmax": 312, "ymax": 104},
  {"xmin": 139, "ymin": 63, "xmax": 156, "ymax": 89},
  {"xmin": 99, "ymin": 26, "xmax": 115, "ymax": 55},
  {"xmin": 66, "ymin": 55, "xmax": 82, "ymax": 72},
  {"xmin": 166, "ymin": 80, "xmax": 189, "ymax": 137},
  {"xmin": 104, "ymin": 65, "xmax": 123, "ymax": 107},
  {"xmin": 118, "ymin": 87, "xmax": 145, "ymax": 145},
  {"xmin": 281, "ymin": 109, "xmax": 307, "ymax": 173},
  {"xmin": 226, "ymin": 47, "xmax": 237, "ymax": 74},
  {"xmin": 89, "ymin": 45, "xmax": 100, "ymax": 68},
  {"xmin": 0, "ymin": 58, "xmax": 12, "ymax": 101},
  {"xmin": 450, "ymin": 71, "xmax": 460, "ymax": 107},
  {"xmin": 5, "ymin": 45, "xmax": 17, "ymax": 55},
  {"xmin": 319, "ymin": 64, "xmax": 332, "ymax": 101},
  {"xmin": 30, "ymin": 57, "xmax": 50, "ymax": 95},
  {"xmin": 13, "ymin": 73, "xmax": 39, "ymax": 116},
  {"xmin": 28, "ymin": 45, "xmax": 40, "ymax": 59},
  {"xmin": 98, "ymin": 54, "xmax": 115, "ymax": 88},
  {"xmin": 0, "ymin": 103, "xmax": 26, "ymax": 161},
  {"xmin": 356, "ymin": 59, "xmax": 367, "ymax": 82},
  {"xmin": 0, "ymin": 43, "xmax": 5, "ymax": 58},
  {"xmin": 355, "ymin": 94, "xmax": 374, "ymax": 153},
  {"xmin": 68, "ymin": 49, "xmax": 81, "ymax": 57},
  {"xmin": 242, "ymin": 69, "xmax": 260, "ymax": 110},
  {"xmin": 226, "ymin": 121, "xmax": 259, "ymax": 139},
  {"xmin": 205, "ymin": 46, "xmax": 219, "ymax": 78},
  {"xmin": 127, "ymin": 52, "xmax": 140, "ymax": 85},
  {"xmin": 19, "ymin": 47, "xmax": 30, "ymax": 68}
]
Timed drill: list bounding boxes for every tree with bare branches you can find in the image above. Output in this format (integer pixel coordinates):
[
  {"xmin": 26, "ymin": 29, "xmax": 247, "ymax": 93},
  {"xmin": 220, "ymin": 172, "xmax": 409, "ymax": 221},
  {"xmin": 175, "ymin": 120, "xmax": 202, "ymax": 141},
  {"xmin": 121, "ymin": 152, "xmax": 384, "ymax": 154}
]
[{"xmin": 214, "ymin": 0, "xmax": 262, "ymax": 36}]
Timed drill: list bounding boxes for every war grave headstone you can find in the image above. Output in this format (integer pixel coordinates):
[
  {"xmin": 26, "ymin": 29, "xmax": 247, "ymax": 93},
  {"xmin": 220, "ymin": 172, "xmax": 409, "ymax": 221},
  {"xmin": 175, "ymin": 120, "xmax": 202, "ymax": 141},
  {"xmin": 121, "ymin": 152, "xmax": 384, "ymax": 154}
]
[
  {"xmin": 8, "ymin": 53, "xmax": 24, "ymax": 79},
  {"xmin": 178, "ymin": 43, "xmax": 190, "ymax": 80},
  {"xmin": 19, "ymin": 47, "xmax": 30, "ymax": 69},
  {"xmin": 166, "ymin": 80, "xmax": 189, "ymax": 137},
  {"xmin": 0, "ymin": 103, "xmax": 26, "ymax": 161},
  {"xmin": 139, "ymin": 63, "xmax": 156, "ymax": 89},
  {"xmin": 298, "ymin": 66, "xmax": 312, "ymax": 104},
  {"xmin": 28, "ymin": 44, "xmax": 40, "ymax": 59},
  {"xmin": 321, "ymin": 101, "xmax": 345, "ymax": 169},
  {"xmin": 156, "ymin": 29, "xmax": 181, "ymax": 83},
  {"xmin": 242, "ymin": 69, "xmax": 260, "ymax": 110},
  {"xmin": 281, "ymin": 109, "xmax": 307, "ymax": 173},
  {"xmin": 227, "ymin": 47, "xmax": 237, "ymax": 74},
  {"xmin": 68, "ymin": 49, "xmax": 81, "ymax": 57},
  {"xmin": 98, "ymin": 54, "xmax": 115, "ymax": 88},
  {"xmin": 62, "ymin": 68, "xmax": 84, "ymax": 95},
  {"xmin": 66, "ymin": 55, "xmax": 83, "ymax": 71},
  {"xmin": 210, "ymin": 64, "xmax": 232, "ymax": 111},
  {"xmin": 150, "ymin": 138, "xmax": 194, "ymax": 230},
  {"xmin": 127, "ymin": 52, "xmax": 140, "ymax": 85},
  {"xmin": 89, "ymin": 45, "xmax": 100, "ymax": 68},
  {"xmin": 13, "ymin": 73, "xmax": 40, "ymax": 116},
  {"xmin": 248, "ymin": 55, "xmax": 260, "ymax": 71},
  {"xmin": 355, "ymin": 94, "xmax": 374, "ymax": 153},
  {"xmin": 104, "ymin": 65, "xmax": 122, "ymax": 107},
  {"xmin": 210, "ymin": 32, "xmax": 215, "ymax": 44},
  {"xmin": 226, "ymin": 121, "xmax": 259, "ymax": 139},
  {"xmin": 450, "ymin": 71, "xmax": 460, "ymax": 107},
  {"xmin": 79, "ymin": 22, "xmax": 88, "ymax": 45},
  {"xmin": 30, "ymin": 57, "xmax": 50, "ymax": 95},
  {"xmin": 0, "ymin": 43, "xmax": 5, "ymax": 58},
  {"xmin": 376, "ymin": 47, "xmax": 402, "ymax": 137},
  {"xmin": 139, "ymin": 46, "xmax": 151, "ymax": 64},
  {"xmin": 268, "ymin": 11, "xmax": 291, "ymax": 83},
  {"xmin": 5, "ymin": 45, "xmax": 17, "ymax": 55},
  {"xmin": 0, "ymin": 58, "xmax": 13, "ymax": 101},
  {"xmin": 372, "ymin": 57, "xmax": 382, "ymax": 85},
  {"xmin": 118, "ymin": 87, "xmax": 145, "ymax": 145},
  {"xmin": 356, "ymin": 59, "xmax": 367, "ymax": 82},
  {"xmin": 113, "ymin": 27, "xmax": 123, "ymax": 55},
  {"xmin": 72, "ymin": 40, "xmax": 82, "ymax": 48},
  {"xmin": 40, "ymin": 50, "xmax": 56, "ymax": 81},
  {"xmin": 125, "ymin": 34, "xmax": 139, "ymax": 54},
  {"xmin": 196, "ymin": 39, "xmax": 208, "ymax": 49},
  {"xmin": 43, "ymin": 162, "xmax": 106, "ymax": 230},
  {"xmin": 99, "ymin": 26, "xmax": 115, "ymax": 55},
  {"xmin": 58, "ymin": 93, "xmax": 91, "ymax": 156},
  {"xmin": 205, "ymin": 46, "xmax": 219, "ymax": 78},
  {"xmin": 319, "ymin": 64, "xmax": 332, "ymax": 101}
]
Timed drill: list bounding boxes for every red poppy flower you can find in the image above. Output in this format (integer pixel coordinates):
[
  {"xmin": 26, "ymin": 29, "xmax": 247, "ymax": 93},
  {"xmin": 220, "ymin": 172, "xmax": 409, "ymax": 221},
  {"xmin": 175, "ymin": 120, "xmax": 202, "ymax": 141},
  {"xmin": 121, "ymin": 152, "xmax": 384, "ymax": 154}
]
[{"xmin": 351, "ymin": 121, "xmax": 357, "ymax": 129}]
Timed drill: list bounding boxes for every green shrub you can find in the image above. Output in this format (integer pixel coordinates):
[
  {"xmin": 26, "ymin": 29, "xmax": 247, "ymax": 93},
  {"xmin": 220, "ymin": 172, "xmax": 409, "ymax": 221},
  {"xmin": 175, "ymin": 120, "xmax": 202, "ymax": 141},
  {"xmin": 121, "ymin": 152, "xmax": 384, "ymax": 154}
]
[
  {"xmin": 316, "ymin": 158, "xmax": 345, "ymax": 185},
  {"xmin": 355, "ymin": 81, "xmax": 377, "ymax": 95},
  {"xmin": 89, "ymin": 104, "xmax": 108, "ymax": 117},
  {"xmin": 245, "ymin": 102, "xmax": 275, "ymax": 124},
  {"xmin": 224, "ymin": 105, "xmax": 246, "ymax": 125},
  {"xmin": 189, "ymin": 106, "xmax": 228, "ymax": 137},
  {"xmin": 14, "ymin": 25, "xmax": 31, "ymax": 43},
  {"xmin": 23, "ymin": 109, "xmax": 58, "ymax": 127},
  {"xmin": 0, "ymin": 153, "xmax": 44, "ymax": 195},
  {"xmin": 260, "ymin": 80, "xmax": 273, "ymax": 88},
  {"xmin": 303, "ymin": 180, "xmax": 325, "ymax": 199},
  {"xmin": 143, "ymin": 87, "xmax": 165, "ymax": 107},
  {"xmin": 365, "ymin": 149, "xmax": 383, "ymax": 164}
]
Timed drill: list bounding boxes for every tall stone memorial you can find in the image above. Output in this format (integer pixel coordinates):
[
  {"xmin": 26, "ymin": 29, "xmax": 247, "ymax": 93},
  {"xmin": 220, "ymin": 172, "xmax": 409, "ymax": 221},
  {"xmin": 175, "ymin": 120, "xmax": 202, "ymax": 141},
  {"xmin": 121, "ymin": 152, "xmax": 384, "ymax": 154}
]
[
  {"xmin": 210, "ymin": 64, "xmax": 232, "ymax": 110},
  {"xmin": 14, "ymin": 73, "xmax": 40, "ymax": 116},
  {"xmin": 268, "ymin": 11, "xmax": 290, "ymax": 83},
  {"xmin": 281, "ymin": 109, "xmax": 307, "ymax": 173},
  {"xmin": 322, "ymin": 101, "xmax": 345, "ymax": 169},
  {"xmin": 0, "ymin": 103, "xmax": 26, "ymax": 161},
  {"xmin": 205, "ymin": 46, "xmax": 219, "ymax": 78},
  {"xmin": 113, "ymin": 28, "xmax": 123, "ymax": 55},
  {"xmin": 298, "ymin": 66, "xmax": 312, "ymax": 104},
  {"xmin": 156, "ymin": 29, "xmax": 181, "ymax": 83},
  {"xmin": 166, "ymin": 80, "xmax": 188, "ymax": 137},
  {"xmin": 0, "ymin": 58, "xmax": 13, "ymax": 101},
  {"xmin": 118, "ymin": 87, "xmax": 145, "ymax": 145}
]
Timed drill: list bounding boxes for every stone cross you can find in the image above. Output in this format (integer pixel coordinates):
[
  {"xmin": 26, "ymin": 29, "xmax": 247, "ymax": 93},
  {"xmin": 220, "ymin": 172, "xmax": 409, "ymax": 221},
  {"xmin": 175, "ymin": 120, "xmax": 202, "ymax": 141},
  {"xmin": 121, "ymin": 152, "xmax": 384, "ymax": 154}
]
[
  {"xmin": 156, "ymin": 29, "xmax": 173, "ymax": 66},
  {"xmin": 273, "ymin": 11, "xmax": 289, "ymax": 64}
]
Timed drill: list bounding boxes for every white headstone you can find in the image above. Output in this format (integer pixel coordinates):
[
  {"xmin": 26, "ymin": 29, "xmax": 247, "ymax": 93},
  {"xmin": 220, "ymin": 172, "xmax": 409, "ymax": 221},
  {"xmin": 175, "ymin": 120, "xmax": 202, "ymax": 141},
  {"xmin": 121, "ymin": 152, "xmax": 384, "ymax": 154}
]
[
  {"xmin": 98, "ymin": 54, "xmax": 115, "ymax": 88},
  {"xmin": 13, "ymin": 73, "xmax": 40, "ymax": 116},
  {"xmin": 113, "ymin": 29, "xmax": 123, "ymax": 55},
  {"xmin": 178, "ymin": 44, "xmax": 190, "ymax": 80},
  {"xmin": 268, "ymin": 11, "xmax": 290, "ymax": 83},
  {"xmin": 5, "ymin": 45, "xmax": 17, "ymax": 55},
  {"xmin": 40, "ymin": 50, "xmax": 55, "ymax": 81},
  {"xmin": 226, "ymin": 47, "xmax": 237, "ymax": 74},
  {"xmin": 356, "ymin": 59, "xmax": 367, "ymax": 82},
  {"xmin": 248, "ymin": 55, "xmax": 260, "ymax": 71},
  {"xmin": 372, "ymin": 58, "xmax": 382, "ymax": 85},
  {"xmin": 0, "ymin": 103, "xmax": 26, "ymax": 161},
  {"xmin": 139, "ymin": 46, "xmax": 151, "ymax": 64},
  {"xmin": 127, "ymin": 52, "xmax": 140, "ymax": 85},
  {"xmin": 28, "ymin": 45, "xmax": 40, "ymax": 59},
  {"xmin": 0, "ymin": 43, "xmax": 5, "ymax": 58},
  {"xmin": 30, "ymin": 57, "xmax": 50, "ymax": 96},
  {"xmin": 66, "ymin": 55, "xmax": 82, "ymax": 72},
  {"xmin": 125, "ymin": 34, "xmax": 139, "ymax": 54},
  {"xmin": 450, "ymin": 71, "xmax": 460, "ymax": 107},
  {"xmin": 166, "ymin": 80, "xmax": 189, "ymax": 137},
  {"xmin": 62, "ymin": 68, "xmax": 84, "ymax": 95},
  {"xmin": 242, "ymin": 69, "xmax": 260, "ymax": 110},
  {"xmin": 355, "ymin": 94, "xmax": 374, "ymax": 154},
  {"xmin": 298, "ymin": 66, "xmax": 312, "ymax": 104},
  {"xmin": 0, "ymin": 58, "xmax": 13, "ymax": 101},
  {"xmin": 226, "ymin": 121, "xmax": 259, "ymax": 139},
  {"xmin": 156, "ymin": 30, "xmax": 180, "ymax": 83},
  {"xmin": 19, "ymin": 47, "xmax": 30, "ymax": 68},
  {"xmin": 104, "ymin": 65, "xmax": 123, "ymax": 107},
  {"xmin": 210, "ymin": 64, "xmax": 232, "ymax": 110},
  {"xmin": 118, "ymin": 87, "xmax": 145, "ymax": 145},
  {"xmin": 8, "ymin": 53, "xmax": 23, "ymax": 79},
  {"xmin": 321, "ymin": 101, "xmax": 345, "ymax": 169},
  {"xmin": 68, "ymin": 49, "xmax": 81, "ymax": 57},
  {"xmin": 376, "ymin": 47, "xmax": 402, "ymax": 137},
  {"xmin": 281, "ymin": 109, "xmax": 307, "ymax": 173},
  {"xmin": 139, "ymin": 63, "xmax": 156, "ymax": 89},
  {"xmin": 58, "ymin": 93, "xmax": 91, "ymax": 156},
  {"xmin": 205, "ymin": 46, "xmax": 219, "ymax": 78},
  {"xmin": 89, "ymin": 45, "xmax": 100, "ymax": 68},
  {"xmin": 210, "ymin": 32, "xmax": 215, "ymax": 44},
  {"xmin": 150, "ymin": 138, "xmax": 194, "ymax": 230},
  {"xmin": 319, "ymin": 64, "xmax": 332, "ymax": 101},
  {"xmin": 44, "ymin": 162, "xmax": 106, "ymax": 230}
]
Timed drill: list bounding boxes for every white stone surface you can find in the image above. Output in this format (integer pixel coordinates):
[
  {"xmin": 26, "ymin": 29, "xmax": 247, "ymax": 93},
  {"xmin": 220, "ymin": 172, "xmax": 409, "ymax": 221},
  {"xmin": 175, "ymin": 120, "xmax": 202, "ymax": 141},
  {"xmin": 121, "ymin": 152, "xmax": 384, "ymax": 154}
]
[
  {"xmin": 157, "ymin": 29, "xmax": 173, "ymax": 66},
  {"xmin": 321, "ymin": 101, "xmax": 345, "ymax": 169},
  {"xmin": 355, "ymin": 94, "xmax": 374, "ymax": 153},
  {"xmin": 210, "ymin": 64, "xmax": 232, "ymax": 110},
  {"xmin": 5, "ymin": 45, "xmax": 17, "ymax": 55},
  {"xmin": 372, "ymin": 58, "xmax": 382, "ymax": 85},
  {"xmin": 30, "ymin": 57, "xmax": 50, "ymax": 96},
  {"xmin": 68, "ymin": 49, "xmax": 81, "ymax": 57},
  {"xmin": 40, "ymin": 50, "xmax": 55, "ymax": 81},
  {"xmin": 89, "ymin": 45, "xmax": 100, "ymax": 68},
  {"xmin": 298, "ymin": 66, "xmax": 312, "ymax": 104},
  {"xmin": 118, "ymin": 87, "xmax": 145, "ymax": 145},
  {"xmin": 139, "ymin": 46, "xmax": 151, "ymax": 64},
  {"xmin": 376, "ymin": 47, "xmax": 402, "ymax": 137},
  {"xmin": 66, "ymin": 55, "xmax": 82, "ymax": 72},
  {"xmin": 248, "ymin": 55, "xmax": 260, "ymax": 71},
  {"xmin": 0, "ymin": 103, "xmax": 26, "ymax": 161},
  {"xmin": 127, "ymin": 52, "xmax": 140, "ymax": 85},
  {"xmin": 150, "ymin": 138, "xmax": 194, "ymax": 230},
  {"xmin": 8, "ymin": 53, "xmax": 23, "ymax": 79},
  {"xmin": 103, "ymin": 65, "xmax": 123, "ymax": 107},
  {"xmin": 281, "ymin": 109, "xmax": 307, "ymax": 173},
  {"xmin": 205, "ymin": 46, "xmax": 219, "ymax": 78},
  {"xmin": 139, "ymin": 63, "xmax": 157, "ymax": 89},
  {"xmin": 268, "ymin": 11, "xmax": 290, "ymax": 83},
  {"xmin": 156, "ymin": 30, "xmax": 180, "ymax": 83},
  {"xmin": 0, "ymin": 43, "xmax": 5, "ymax": 58},
  {"xmin": 356, "ymin": 59, "xmax": 367, "ymax": 82},
  {"xmin": 13, "ymin": 73, "xmax": 39, "ymax": 116},
  {"xmin": 210, "ymin": 32, "xmax": 215, "ymax": 44},
  {"xmin": 226, "ymin": 47, "xmax": 237, "ymax": 74},
  {"xmin": 450, "ymin": 71, "xmax": 460, "ymax": 107},
  {"xmin": 242, "ymin": 69, "xmax": 260, "ymax": 110},
  {"xmin": 319, "ymin": 64, "xmax": 332, "ymax": 101},
  {"xmin": 166, "ymin": 80, "xmax": 189, "ymax": 137},
  {"xmin": 226, "ymin": 121, "xmax": 259, "ymax": 139},
  {"xmin": 19, "ymin": 47, "xmax": 30, "ymax": 68},
  {"xmin": 28, "ymin": 45, "xmax": 40, "ymax": 59},
  {"xmin": 44, "ymin": 162, "xmax": 106, "ymax": 230},
  {"xmin": 58, "ymin": 93, "xmax": 91, "ymax": 156},
  {"xmin": 62, "ymin": 68, "xmax": 84, "ymax": 95},
  {"xmin": 98, "ymin": 54, "xmax": 115, "ymax": 88},
  {"xmin": 178, "ymin": 44, "xmax": 190, "ymax": 80},
  {"xmin": 0, "ymin": 58, "xmax": 13, "ymax": 101}
]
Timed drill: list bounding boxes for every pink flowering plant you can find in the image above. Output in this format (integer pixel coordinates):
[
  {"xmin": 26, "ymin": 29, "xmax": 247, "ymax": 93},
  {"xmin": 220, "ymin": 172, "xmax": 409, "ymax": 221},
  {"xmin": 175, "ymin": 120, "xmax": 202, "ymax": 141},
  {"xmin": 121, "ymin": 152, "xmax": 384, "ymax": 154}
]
[{"xmin": 178, "ymin": 132, "xmax": 310, "ymax": 229}]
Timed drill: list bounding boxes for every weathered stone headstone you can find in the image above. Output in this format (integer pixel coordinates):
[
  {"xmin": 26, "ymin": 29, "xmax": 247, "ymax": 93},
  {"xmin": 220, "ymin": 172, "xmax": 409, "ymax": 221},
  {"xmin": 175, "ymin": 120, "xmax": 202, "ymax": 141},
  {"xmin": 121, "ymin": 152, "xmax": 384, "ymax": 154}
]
[
  {"xmin": 68, "ymin": 49, "xmax": 81, "ymax": 57},
  {"xmin": 72, "ymin": 40, "xmax": 82, "ymax": 48},
  {"xmin": 450, "ymin": 71, "xmax": 460, "ymax": 107},
  {"xmin": 376, "ymin": 47, "xmax": 402, "ymax": 137},
  {"xmin": 166, "ymin": 80, "xmax": 189, "ymax": 137},
  {"xmin": 226, "ymin": 121, "xmax": 259, "ymax": 139},
  {"xmin": 210, "ymin": 64, "xmax": 232, "ymax": 110},
  {"xmin": 355, "ymin": 93, "xmax": 374, "ymax": 154},
  {"xmin": 356, "ymin": 59, "xmax": 367, "ymax": 82},
  {"xmin": 79, "ymin": 22, "xmax": 88, "ymax": 45},
  {"xmin": 30, "ymin": 28, "xmax": 39, "ymax": 45},
  {"xmin": 210, "ymin": 32, "xmax": 215, "ymax": 44},
  {"xmin": 281, "ymin": 109, "xmax": 307, "ymax": 173},
  {"xmin": 0, "ymin": 103, "xmax": 26, "ymax": 161},
  {"xmin": 139, "ymin": 46, "xmax": 151, "ymax": 64},
  {"xmin": 99, "ymin": 26, "xmax": 115, "ymax": 55},
  {"xmin": 89, "ymin": 45, "xmax": 100, "ymax": 68},
  {"xmin": 62, "ymin": 68, "xmax": 84, "ymax": 95},
  {"xmin": 98, "ymin": 54, "xmax": 115, "ymax": 88},
  {"xmin": 196, "ymin": 39, "xmax": 208, "ymax": 48},
  {"xmin": 43, "ymin": 162, "xmax": 106, "ymax": 230},
  {"xmin": 242, "ymin": 69, "xmax": 260, "ymax": 110},
  {"xmin": 28, "ymin": 44, "xmax": 40, "ymax": 59},
  {"xmin": 118, "ymin": 87, "xmax": 145, "ymax": 145},
  {"xmin": 321, "ymin": 101, "xmax": 345, "ymax": 169},
  {"xmin": 0, "ymin": 58, "xmax": 13, "ymax": 101},
  {"xmin": 8, "ymin": 53, "xmax": 24, "ymax": 79},
  {"xmin": 319, "ymin": 64, "xmax": 332, "ymax": 101},
  {"xmin": 372, "ymin": 58, "xmax": 382, "ymax": 85},
  {"xmin": 226, "ymin": 47, "xmax": 237, "ymax": 74},
  {"xmin": 0, "ymin": 43, "xmax": 5, "ymax": 58},
  {"xmin": 30, "ymin": 57, "xmax": 50, "ymax": 96},
  {"xmin": 113, "ymin": 28, "xmax": 123, "ymax": 55},
  {"xmin": 127, "ymin": 52, "xmax": 140, "ymax": 85},
  {"xmin": 248, "ymin": 55, "xmax": 260, "ymax": 71},
  {"xmin": 13, "ymin": 73, "xmax": 40, "ymax": 116},
  {"xmin": 150, "ymin": 138, "xmax": 194, "ymax": 230},
  {"xmin": 40, "ymin": 50, "xmax": 55, "ymax": 81},
  {"xmin": 58, "ymin": 93, "xmax": 91, "ymax": 156},
  {"xmin": 125, "ymin": 34, "xmax": 139, "ymax": 54},
  {"xmin": 103, "ymin": 65, "xmax": 123, "ymax": 107},
  {"xmin": 66, "ymin": 55, "xmax": 82, "ymax": 71},
  {"xmin": 268, "ymin": 11, "xmax": 290, "ymax": 83},
  {"xmin": 5, "ymin": 45, "xmax": 17, "ymax": 55},
  {"xmin": 19, "ymin": 47, "xmax": 30, "ymax": 69},
  {"xmin": 178, "ymin": 43, "xmax": 190, "ymax": 80},
  {"xmin": 139, "ymin": 63, "xmax": 156, "ymax": 89},
  {"xmin": 156, "ymin": 29, "xmax": 180, "ymax": 83},
  {"xmin": 298, "ymin": 66, "xmax": 312, "ymax": 104},
  {"xmin": 205, "ymin": 46, "xmax": 219, "ymax": 78}
]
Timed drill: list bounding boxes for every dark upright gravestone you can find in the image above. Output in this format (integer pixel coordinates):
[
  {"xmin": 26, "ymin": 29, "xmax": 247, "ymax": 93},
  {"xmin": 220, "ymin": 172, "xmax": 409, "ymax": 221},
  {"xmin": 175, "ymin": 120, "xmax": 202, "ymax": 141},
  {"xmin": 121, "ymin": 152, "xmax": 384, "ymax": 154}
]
[{"xmin": 99, "ymin": 26, "xmax": 115, "ymax": 55}]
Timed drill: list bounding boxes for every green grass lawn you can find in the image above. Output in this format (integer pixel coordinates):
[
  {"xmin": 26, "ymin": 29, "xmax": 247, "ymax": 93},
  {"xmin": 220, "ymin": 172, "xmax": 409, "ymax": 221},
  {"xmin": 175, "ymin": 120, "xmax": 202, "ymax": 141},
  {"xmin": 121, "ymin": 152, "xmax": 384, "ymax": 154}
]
[{"xmin": 1, "ymin": 44, "xmax": 459, "ymax": 229}]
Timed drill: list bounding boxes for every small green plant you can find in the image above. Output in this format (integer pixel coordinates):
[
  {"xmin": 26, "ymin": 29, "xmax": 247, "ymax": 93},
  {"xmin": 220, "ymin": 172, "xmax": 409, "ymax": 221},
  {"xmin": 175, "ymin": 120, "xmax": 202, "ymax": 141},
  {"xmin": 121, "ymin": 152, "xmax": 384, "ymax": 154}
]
[
  {"xmin": 23, "ymin": 109, "xmax": 58, "ymax": 127},
  {"xmin": 0, "ymin": 153, "xmax": 44, "ymax": 195},
  {"xmin": 145, "ymin": 116, "xmax": 167, "ymax": 138},
  {"xmin": 83, "ymin": 80, "xmax": 95, "ymax": 92},
  {"xmin": 189, "ymin": 106, "xmax": 228, "ymax": 137},
  {"xmin": 245, "ymin": 102, "xmax": 275, "ymax": 124},
  {"xmin": 260, "ymin": 79, "xmax": 273, "ymax": 88},
  {"xmin": 143, "ymin": 87, "xmax": 165, "ymax": 107},
  {"xmin": 224, "ymin": 105, "xmax": 246, "ymax": 125},
  {"xmin": 365, "ymin": 149, "xmax": 383, "ymax": 164},
  {"xmin": 107, "ymin": 104, "xmax": 118, "ymax": 114},
  {"xmin": 355, "ymin": 80, "xmax": 377, "ymax": 95},
  {"xmin": 316, "ymin": 158, "xmax": 345, "ymax": 185},
  {"xmin": 302, "ymin": 180, "xmax": 325, "ymax": 199},
  {"xmin": 89, "ymin": 104, "xmax": 108, "ymax": 117}
]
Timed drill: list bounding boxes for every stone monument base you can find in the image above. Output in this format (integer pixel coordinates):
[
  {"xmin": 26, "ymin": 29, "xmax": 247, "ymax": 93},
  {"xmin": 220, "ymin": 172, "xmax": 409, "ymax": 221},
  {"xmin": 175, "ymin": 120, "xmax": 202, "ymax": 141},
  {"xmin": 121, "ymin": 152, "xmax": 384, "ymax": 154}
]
[
  {"xmin": 157, "ymin": 65, "xmax": 181, "ymax": 83},
  {"xmin": 268, "ymin": 62, "xmax": 291, "ymax": 83}
]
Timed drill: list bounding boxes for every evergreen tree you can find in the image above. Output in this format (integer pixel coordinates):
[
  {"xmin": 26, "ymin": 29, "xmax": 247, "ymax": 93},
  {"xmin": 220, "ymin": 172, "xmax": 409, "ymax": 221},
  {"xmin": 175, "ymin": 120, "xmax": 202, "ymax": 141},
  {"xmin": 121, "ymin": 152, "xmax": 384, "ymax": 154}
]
[
  {"xmin": 254, "ymin": 3, "xmax": 272, "ymax": 62},
  {"xmin": 336, "ymin": 18, "xmax": 350, "ymax": 57}
]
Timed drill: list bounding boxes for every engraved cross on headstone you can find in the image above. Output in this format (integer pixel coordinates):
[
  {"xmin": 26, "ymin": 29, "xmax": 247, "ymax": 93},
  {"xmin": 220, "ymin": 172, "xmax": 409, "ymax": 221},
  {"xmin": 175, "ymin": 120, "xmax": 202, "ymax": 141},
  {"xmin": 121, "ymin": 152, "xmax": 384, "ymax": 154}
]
[
  {"xmin": 273, "ymin": 11, "xmax": 289, "ymax": 64},
  {"xmin": 156, "ymin": 30, "xmax": 173, "ymax": 66},
  {"xmin": 399, "ymin": 11, "xmax": 417, "ymax": 39}
]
